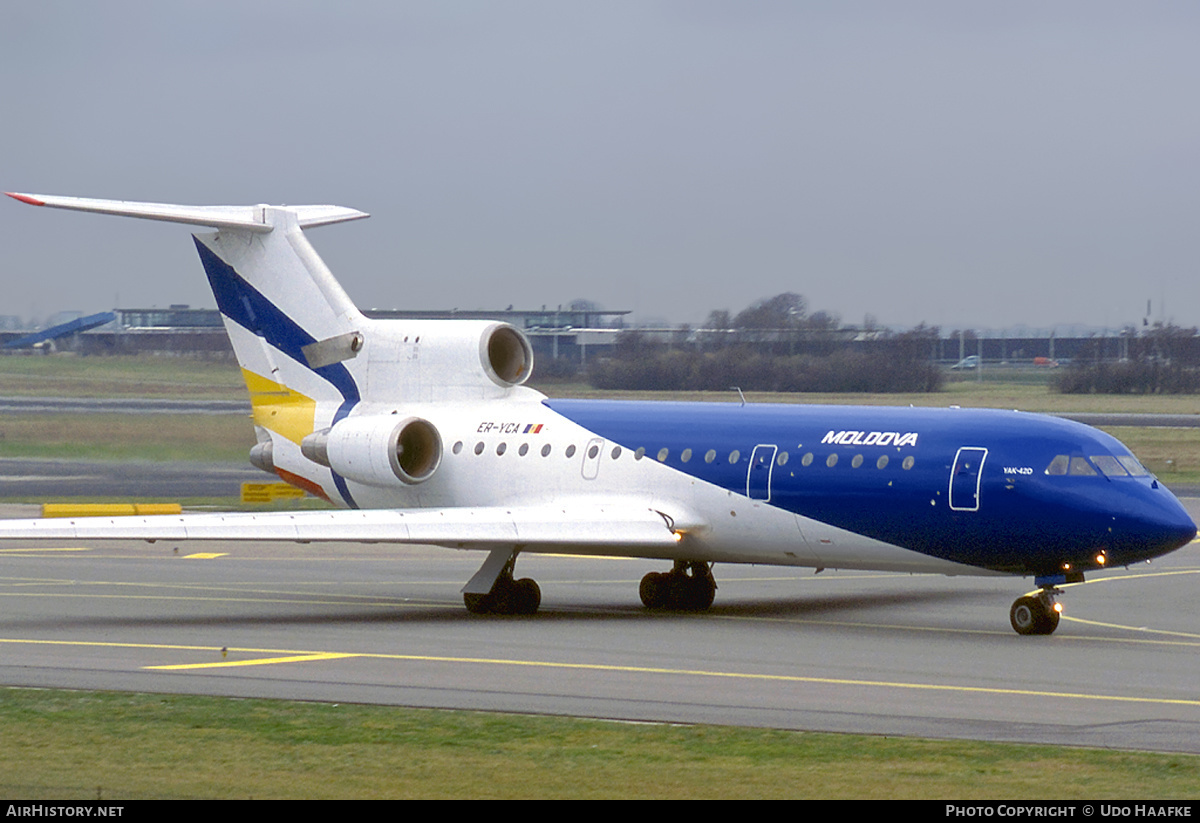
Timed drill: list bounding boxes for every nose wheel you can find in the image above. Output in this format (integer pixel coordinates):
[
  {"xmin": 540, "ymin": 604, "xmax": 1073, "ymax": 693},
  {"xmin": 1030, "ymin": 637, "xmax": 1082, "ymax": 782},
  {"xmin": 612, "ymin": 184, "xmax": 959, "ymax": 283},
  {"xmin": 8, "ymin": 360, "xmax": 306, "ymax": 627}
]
[{"xmin": 1010, "ymin": 589, "xmax": 1061, "ymax": 635}]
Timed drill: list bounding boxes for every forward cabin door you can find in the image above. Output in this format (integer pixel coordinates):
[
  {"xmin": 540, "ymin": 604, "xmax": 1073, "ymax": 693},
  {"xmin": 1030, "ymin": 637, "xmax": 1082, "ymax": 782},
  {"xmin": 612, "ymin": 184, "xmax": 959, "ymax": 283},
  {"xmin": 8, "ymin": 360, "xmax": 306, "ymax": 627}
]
[
  {"xmin": 747, "ymin": 444, "xmax": 778, "ymax": 502},
  {"xmin": 949, "ymin": 447, "xmax": 988, "ymax": 512}
]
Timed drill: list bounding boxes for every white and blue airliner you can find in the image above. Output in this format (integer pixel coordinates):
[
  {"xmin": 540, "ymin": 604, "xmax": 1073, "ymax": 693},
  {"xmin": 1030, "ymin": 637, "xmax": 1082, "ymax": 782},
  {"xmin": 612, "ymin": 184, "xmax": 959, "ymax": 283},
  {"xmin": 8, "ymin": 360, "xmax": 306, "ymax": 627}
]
[{"xmin": 4, "ymin": 192, "xmax": 1194, "ymax": 635}]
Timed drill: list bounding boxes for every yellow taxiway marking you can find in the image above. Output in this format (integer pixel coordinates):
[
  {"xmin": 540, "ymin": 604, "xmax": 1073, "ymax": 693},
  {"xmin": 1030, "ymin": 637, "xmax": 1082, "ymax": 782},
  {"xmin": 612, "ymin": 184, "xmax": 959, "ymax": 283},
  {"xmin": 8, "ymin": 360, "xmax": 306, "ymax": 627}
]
[
  {"xmin": 181, "ymin": 553, "xmax": 228, "ymax": 559},
  {"xmin": 1, "ymin": 636, "xmax": 1198, "ymax": 710},
  {"xmin": 1060, "ymin": 615, "xmax": 1200, "ymax": 640},
  {"xmin": 147, "ymin": 652, "xmax": 358, "ymax": 670},
  {"xmin": 1056, "ymin": 567, "xmax": 1200, "ymax": 590},
  {"xmin": 129, "ymin": 654, "xmax": 1200, "ymax": 707}
]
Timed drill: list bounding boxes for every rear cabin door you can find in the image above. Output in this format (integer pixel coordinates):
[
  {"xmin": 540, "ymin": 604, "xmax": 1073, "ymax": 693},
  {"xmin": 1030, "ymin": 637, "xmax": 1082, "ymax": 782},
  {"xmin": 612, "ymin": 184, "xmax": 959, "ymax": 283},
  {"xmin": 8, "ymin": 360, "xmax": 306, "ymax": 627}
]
[{"xmin": 581, "ymin": 437, "xmax": 604, "ymax": 480}]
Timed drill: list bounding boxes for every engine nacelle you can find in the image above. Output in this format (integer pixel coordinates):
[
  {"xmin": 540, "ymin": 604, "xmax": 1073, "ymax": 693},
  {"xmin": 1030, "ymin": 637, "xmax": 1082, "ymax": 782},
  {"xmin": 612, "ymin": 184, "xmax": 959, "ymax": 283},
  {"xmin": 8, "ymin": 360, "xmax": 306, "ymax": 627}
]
[
  {"xmin": 481, "ymin": 323, "xmax": 534, "ymax": 387},
  {"xmin": 301, "ymin": 415, "xmax": 442, "ymax": 487},
  {"xmin": 361, "ymin": 320, "xmax": 534, "ymax": 401}
]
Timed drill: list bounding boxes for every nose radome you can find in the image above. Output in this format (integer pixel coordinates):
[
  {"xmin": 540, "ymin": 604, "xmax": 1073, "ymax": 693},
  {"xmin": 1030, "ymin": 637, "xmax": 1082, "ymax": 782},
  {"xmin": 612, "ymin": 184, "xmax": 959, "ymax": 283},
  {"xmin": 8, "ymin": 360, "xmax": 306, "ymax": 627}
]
[{"xmin": 1113, "ymin": 492, "xmax": 1197, "ymax": 564}]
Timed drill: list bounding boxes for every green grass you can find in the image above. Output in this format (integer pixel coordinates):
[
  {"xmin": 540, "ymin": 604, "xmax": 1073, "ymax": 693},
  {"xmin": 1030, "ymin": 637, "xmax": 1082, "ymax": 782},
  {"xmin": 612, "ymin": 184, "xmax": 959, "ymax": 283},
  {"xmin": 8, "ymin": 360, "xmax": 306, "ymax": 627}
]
[
  {"xmin": 536, "ymin": 378, "xmax": 1200, "ymax": 414},
  {"xmin": 1100, "ymin": 426, "xmax": 1200, "ymax": 486},
  {"xmin": 4, "ymin": 354, "xmax": 1200, "ymax": 412},
  {"xmin": 1, "ymin": 361, "xmax": 1198, "ymax": 484},
  {"xmin": 0, "ymin": 412, "xmax": 254, "ymax": 462},
  {"xmin": 0, "ymin": 355, "xmax": 245, "ymax": 399},
  {"xmin": 1, "ymin": 688, "xmax": 1196, "ymax": 800}
]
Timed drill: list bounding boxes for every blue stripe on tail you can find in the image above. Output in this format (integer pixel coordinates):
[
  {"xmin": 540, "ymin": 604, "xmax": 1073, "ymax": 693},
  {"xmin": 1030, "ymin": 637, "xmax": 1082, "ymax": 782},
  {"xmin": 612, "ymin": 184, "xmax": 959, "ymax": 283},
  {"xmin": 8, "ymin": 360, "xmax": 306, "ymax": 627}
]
[{"xmin": 194, "ymin": 237, "xmax": 361, "ymax": 508}]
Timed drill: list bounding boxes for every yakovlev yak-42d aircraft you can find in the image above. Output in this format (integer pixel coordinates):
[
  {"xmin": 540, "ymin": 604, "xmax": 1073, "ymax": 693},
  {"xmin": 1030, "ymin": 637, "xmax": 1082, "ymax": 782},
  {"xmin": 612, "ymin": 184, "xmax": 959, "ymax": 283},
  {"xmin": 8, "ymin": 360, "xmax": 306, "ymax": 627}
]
[{"xmin": 3, "ymin": 192, "xmax": 1196, "ymax": 635}]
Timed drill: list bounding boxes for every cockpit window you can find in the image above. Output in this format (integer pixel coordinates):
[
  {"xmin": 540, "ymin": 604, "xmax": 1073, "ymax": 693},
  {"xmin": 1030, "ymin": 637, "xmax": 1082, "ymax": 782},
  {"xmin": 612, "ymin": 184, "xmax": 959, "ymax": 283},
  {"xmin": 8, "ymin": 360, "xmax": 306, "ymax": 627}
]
[
  {"xmin": 1117, "ymin": 455, "xmax": 1150, "ymax": 476},
  {"xmin": 1090, "ymin": 455, "xmax": 1128, "ymax": 477},
  {"xmin": 1047, "ymin": 451, "xmax": 1149, "ymax": 478},
  {"xmin": 1068, "ymin": 457, "xmax": 1097, "ymax": 476}
]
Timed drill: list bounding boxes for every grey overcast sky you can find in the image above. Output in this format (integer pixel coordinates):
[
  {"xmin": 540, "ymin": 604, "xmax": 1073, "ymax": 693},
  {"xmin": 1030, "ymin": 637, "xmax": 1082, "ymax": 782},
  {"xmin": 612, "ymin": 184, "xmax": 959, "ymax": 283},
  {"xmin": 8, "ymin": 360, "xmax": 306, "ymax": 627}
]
[{"xmin": 2, "ymin": 1, "xmax": 1198, "ymax": 332}]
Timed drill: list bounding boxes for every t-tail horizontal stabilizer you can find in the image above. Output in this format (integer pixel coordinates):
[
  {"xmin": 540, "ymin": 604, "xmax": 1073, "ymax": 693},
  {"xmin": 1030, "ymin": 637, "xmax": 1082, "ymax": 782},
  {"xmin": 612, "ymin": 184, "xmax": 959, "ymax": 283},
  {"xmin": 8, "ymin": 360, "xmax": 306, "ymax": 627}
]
[{"xmin": 4, "ymin": 192, "xmax": 369, "ymax": 230}]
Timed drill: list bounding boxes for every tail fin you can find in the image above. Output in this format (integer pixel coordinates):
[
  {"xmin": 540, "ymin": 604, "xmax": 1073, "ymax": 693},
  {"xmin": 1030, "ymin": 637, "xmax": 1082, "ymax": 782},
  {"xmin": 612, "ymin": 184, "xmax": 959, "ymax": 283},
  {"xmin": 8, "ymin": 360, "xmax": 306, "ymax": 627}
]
[
  {"xmin": 7, "ymin": 192, "xmax": 373, "ymax": 503},
  {"xmin": 190, "ymin": 205, "xmax": 367, "ymax": 409}
]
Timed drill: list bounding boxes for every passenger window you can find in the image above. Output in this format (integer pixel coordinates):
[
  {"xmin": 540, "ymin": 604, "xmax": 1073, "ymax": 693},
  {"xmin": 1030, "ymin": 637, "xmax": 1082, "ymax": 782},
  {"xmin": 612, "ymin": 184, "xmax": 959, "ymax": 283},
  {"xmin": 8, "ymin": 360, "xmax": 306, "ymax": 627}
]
[
  {"xmin": 453, "ymin": 441, "xmax": 463, "ymax": 455},
  {"xmin": 704, "ymin": 449, "xmax": 716, "ymax": 463},
  {"xmin": 681, "ymin": 448, "xmax": 692, "ymax": 463},
  {"xmin": 474, "ymin": 442, "xmax": 485, "ymax": 455},
  {"xmin": 776, "ymin": 451, "xmax": 789, "ymax": 466},
  {"xmin": 902, "ymin": 456, "xmax": 915, "ymax": 470},
  {"xmin": 1044, "ymin": 455, "xmax": 1069, "ymax": 476},
  {"xmin": 566, "ymin": 445, "xmax": 577, "ymax": 458},
  {"xmin": 496, "ymin": 442, "xmax": 507, "ymax": 456},
  {"xmin": 541, "ymin": 444, "xmax": 552, "ymax": 457},
  {"xmin": 587, "ymin": 444, "xmax": 599, "ymax": 459},
  {"xmin": 611, "ymin": 446, "xmax": 622, "ymax": 459},
  {"xmin": 801, "ymin": 452, "xmax": 814, "ymax": 467},
  {"xmin": 657, "ymin": 448, "xmax": 669, "ymax": 462},
  {"xmin": 518, "ymin": 443, "xmax": 529, "ymax": 457},
  {"xmin": 851, "ymin": 454, "xmax": 863, "ymax": 468},
  {"xmin": 876, "ymin": 455, "xmax": 888, "ymax": 469},
  {"xmin": 635, "ymin": 447, "xmax": 645, "ymax": 460},
  {"xmin": 826, "ymin": 453, "xmax": 838, "ymax": 468},
  {"xmin": 729, "ymin": 450, "xmax": 741, "ymax": 464}
]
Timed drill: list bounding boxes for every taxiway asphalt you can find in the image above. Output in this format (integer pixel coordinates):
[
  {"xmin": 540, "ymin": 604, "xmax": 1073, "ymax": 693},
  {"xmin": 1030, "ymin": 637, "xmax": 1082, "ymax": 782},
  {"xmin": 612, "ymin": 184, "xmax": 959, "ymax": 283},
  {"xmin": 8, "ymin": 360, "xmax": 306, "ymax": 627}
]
[
  {"xmin": 0, "ymin": 458, "xmax": 262, "ymax": 498},
  {"xmin": 0, "ymin": 499, "xmax": 1197, "ymax": 754}
]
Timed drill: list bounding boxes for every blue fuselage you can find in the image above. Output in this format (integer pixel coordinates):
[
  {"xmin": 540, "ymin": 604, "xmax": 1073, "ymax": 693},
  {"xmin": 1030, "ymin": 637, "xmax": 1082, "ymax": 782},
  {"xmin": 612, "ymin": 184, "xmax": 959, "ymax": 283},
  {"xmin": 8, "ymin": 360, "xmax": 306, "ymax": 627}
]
[{"xmin": 548, "ymin": 400, "xmax": 1196, "ymax": 576}]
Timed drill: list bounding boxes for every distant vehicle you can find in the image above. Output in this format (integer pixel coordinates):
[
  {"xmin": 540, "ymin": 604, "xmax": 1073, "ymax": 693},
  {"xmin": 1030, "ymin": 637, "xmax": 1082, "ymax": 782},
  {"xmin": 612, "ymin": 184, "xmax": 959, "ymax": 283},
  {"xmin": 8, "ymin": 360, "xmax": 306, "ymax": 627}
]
[
  {"xmin": 1033, "ymin": 357, "xmax": 1060, "ymax": 368},
  {"xmin": 950, "ymin": 355, "xmax": 979, "ymax": 370}
]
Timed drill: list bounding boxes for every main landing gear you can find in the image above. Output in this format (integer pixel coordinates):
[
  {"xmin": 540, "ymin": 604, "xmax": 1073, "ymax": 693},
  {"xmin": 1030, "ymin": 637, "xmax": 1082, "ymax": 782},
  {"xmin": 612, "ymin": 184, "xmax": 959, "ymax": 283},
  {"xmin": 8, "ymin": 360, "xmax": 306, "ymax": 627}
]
[
  {"xmin": 639, "ymin": 561, "xmax": 717, "ymax": 611},
  {"xmin": 461, "ymin": 550, "xmax": 718, "ymax": 616},
  {"xmin": 1009, "ymin": 588, "xmax": 1062, "ymax": 635},
  {"xmin": 463, "ymin": 549, "xmax": 541, "ymax": 615}
]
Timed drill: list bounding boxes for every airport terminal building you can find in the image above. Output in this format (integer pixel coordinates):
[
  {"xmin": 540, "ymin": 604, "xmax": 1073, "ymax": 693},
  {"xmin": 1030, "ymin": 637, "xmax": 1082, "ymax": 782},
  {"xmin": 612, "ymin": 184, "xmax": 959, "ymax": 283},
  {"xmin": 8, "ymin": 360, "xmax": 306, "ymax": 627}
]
[{"xmin": 0, "ymin": 305, "xmax": 1184, "ymax": 369}]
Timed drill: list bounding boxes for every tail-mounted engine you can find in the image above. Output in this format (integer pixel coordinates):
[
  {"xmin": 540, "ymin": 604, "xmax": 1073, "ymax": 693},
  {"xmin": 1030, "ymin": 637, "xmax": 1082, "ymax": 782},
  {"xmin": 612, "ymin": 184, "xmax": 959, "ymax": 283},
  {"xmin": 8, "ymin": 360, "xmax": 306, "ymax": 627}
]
[
  {"xmin": 481, "ymin": 323, "xmax": 534, "ymax": 387},
  {"xmin": 359, "ymin": 320, "xmax": 534, "ymax": 401},
  {"xmin": 301, "ymin": 415, "xmax": 442, "ymax": 487}
]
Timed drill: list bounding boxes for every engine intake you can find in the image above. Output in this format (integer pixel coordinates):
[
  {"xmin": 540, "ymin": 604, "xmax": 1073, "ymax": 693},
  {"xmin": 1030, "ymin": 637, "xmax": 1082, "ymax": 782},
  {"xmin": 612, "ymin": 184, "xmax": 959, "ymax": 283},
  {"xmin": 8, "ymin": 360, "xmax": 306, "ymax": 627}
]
[
  {"xmin": 481, "ymin": 323, "xmax": 533, "ymax": 387},
  {"xmin": 301, "ymin": 415, "xmax": 442, "ymax": 487}
]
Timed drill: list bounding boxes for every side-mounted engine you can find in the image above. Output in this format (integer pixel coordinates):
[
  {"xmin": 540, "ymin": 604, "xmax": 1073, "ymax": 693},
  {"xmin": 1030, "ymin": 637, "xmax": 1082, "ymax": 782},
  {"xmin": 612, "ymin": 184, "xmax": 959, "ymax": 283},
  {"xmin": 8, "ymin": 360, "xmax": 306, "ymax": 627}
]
[
  {"xmin": 262, "ymin": 321, "xmax": 536, "ymax": 488},
  {"xmin": 301, "ymin": 415, "xmax": 442, "ymax": 488}
]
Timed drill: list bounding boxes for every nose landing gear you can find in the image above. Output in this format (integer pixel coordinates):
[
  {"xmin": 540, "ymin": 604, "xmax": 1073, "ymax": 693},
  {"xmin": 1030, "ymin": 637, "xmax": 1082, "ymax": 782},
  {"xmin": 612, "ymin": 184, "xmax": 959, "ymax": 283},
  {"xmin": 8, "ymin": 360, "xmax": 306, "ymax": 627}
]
[{"xmin": 1010, "ymin": 588, "xmax": 1062, "ymax": 635}]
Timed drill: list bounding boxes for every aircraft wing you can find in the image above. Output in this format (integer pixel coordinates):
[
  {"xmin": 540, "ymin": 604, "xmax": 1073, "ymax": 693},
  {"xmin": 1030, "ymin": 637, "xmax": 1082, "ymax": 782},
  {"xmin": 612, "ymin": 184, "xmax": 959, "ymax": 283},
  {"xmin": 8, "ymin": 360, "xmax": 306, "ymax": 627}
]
[{"xmin": 0, "ymin": 504, "xmax": 685, "ymax": 554}]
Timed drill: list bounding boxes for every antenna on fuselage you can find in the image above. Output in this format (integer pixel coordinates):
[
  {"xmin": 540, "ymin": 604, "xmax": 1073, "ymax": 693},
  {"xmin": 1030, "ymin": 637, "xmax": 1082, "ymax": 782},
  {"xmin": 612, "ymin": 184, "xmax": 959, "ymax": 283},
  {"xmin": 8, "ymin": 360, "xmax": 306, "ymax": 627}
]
[{"xmin": 730, "ymin": 386, "xmax": 746, "ymax": 407}]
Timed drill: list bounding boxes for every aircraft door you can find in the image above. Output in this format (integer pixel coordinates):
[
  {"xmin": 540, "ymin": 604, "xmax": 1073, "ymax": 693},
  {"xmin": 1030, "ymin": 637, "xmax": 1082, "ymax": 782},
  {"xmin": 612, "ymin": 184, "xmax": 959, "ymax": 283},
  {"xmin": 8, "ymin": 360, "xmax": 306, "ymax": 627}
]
[
  {"xmin": 581, "ymin": 437, "xmax": 604, "ymax": 480},
  {"xmin": 747, "ymin": 444, "xmax": 778, "ymax": 501},
  {"xmin": 949, "ymin": 447, "xmax": 988, "ymax": 512}
]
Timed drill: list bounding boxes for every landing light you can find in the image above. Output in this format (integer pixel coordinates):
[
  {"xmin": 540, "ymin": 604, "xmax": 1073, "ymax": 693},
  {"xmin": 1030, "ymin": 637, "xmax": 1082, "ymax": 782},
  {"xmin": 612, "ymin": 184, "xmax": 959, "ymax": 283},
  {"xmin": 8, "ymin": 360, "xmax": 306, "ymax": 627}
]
[
  {"xmin": 1053, "ymin": 602, "xmax": 1063, "ymax": 614},
  {"xmin": 1095, "ymin": 552, "xmax": 1107, "ymax": 566},
  {"xmin": 672, "ymin": 531, "xmax": 683, "ymax": 543}
]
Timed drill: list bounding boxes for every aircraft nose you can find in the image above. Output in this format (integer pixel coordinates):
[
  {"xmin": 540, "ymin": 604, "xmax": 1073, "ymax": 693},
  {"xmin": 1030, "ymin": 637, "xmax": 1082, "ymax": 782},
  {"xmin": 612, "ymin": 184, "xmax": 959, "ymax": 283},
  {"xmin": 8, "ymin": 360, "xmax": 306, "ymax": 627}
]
[{"xmin": 1112, "ymin": 490, "xmax": 1197, "ymax": 563}]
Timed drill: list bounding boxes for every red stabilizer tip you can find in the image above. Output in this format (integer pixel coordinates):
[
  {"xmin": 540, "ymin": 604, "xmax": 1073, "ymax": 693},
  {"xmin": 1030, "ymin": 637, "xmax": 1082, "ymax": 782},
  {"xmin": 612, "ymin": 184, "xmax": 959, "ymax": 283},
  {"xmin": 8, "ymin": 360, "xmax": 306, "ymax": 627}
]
[{"xmin": 5, "ymin": 193, "xmax": 46, "ymax": 206}]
